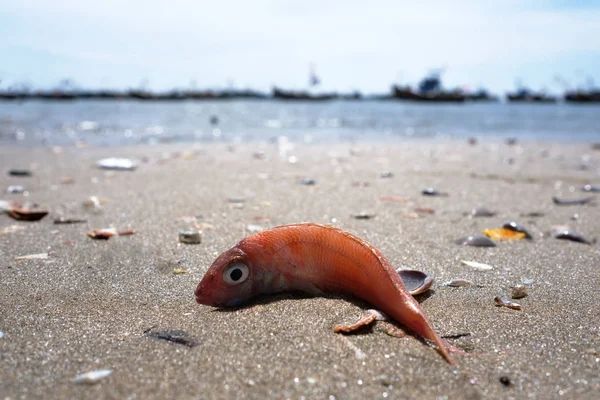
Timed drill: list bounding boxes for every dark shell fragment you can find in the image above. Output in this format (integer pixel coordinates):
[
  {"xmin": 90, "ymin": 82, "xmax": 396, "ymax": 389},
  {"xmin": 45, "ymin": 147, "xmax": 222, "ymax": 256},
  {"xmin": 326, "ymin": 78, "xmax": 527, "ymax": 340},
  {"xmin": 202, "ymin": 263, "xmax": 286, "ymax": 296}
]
[
  {"xmin": 552, "ymin": 196, "xmax": 594, "ymax": 206},
  {"xmin": 553, "ymin": 229, "xmax": 592, "ymax": 245},
  {"xmin": 145, "ymin": 330, "xmax": 199, "ymax": 348},
  {"xmin": 502, "ymin": 221, "xmax": 532, "ymax": 239},
  {"xmin": 7, "ymin": 208, "xmax": 49, "ymax": 221},
  {"xmin": 396, "ymin": 269, "xmax": 433, "ymax": 295},
  {"xmin": 422, "ymin": 188, "xmax": 447, "ymax": 196},
  {"xmin": 455, "ymin": 234, "xmax": 496, "ymax": 247}
]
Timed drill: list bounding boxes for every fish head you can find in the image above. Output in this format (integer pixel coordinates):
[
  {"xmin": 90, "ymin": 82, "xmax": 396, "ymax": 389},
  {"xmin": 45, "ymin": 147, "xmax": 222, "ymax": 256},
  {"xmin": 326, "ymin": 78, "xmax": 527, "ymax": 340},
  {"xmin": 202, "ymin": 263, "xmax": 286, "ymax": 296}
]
[{"xmin": 195, "ymin": 246, "xmax": 256, "ymax": 307}]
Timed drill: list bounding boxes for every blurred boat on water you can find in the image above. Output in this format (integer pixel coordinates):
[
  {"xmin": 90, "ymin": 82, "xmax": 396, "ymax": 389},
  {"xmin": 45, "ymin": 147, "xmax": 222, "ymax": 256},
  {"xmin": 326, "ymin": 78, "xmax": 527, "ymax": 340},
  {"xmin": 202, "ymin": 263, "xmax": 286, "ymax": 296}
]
[
  {"xmin": 564, "ymin": 90, "xmax": 600, "ymax": 103},
  {"xmin": 506, "ymin": 88, "xmax": 557, "ymax": 103},
  {"xmin": 391, "ymin": 72, "xmax": 466, "ymax": 103}
]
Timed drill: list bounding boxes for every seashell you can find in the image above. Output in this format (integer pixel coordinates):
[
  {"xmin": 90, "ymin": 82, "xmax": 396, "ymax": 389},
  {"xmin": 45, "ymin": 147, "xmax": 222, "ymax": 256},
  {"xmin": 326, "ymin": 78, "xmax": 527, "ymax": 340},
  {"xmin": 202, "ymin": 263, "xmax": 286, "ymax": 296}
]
[
  {"xmin": 552, "ymin": 229, "xmax": 592, "ymax": 245},
  {"xmin": 511, "ymin": 284, "xmax": 528, "ymax": 299},
  {"xmin": 96, "ymin": 157, "xmax": 137, "ymax": 171},
  {"xmin": 6, "ymin": 185, "xmax": 25, "ymax": 194},
  {"xmin": 454, "ymin": 234, "xmax": 496, "ymax": 247},
  {"xmin": 351, "ymin": 212, "xmax": 375, "ymax": 220},
  {"xmin": 87, "ymin": 228, "xmax": 118, "ymax": 240},
  {"xmin": 179, "ymin": 230, "xmax": 202, "ymax": 244},
  {"xmin": 7, "ymin": 208, "xmax": 48, "ymax": 221},
  {"xmin": 441, "ymin": 279, "xmax": 475, "ymax": 287},
  {"xmin": 422, "ymin": 187, "xmax": 447, "ymax": 196},
  {"xmin": 460, "ymin": 260, "xmax": 493, "ymax": 270},
  {"xmin": 396, "ymin": 269, "xmax": 433, "ymax": 295},
  {"xmin": 494, "ymin": 296, "xmax": 521, "ymax": 310},
  {"xmin": 470, "ymin": 207, "xmax": 496, "ymax": 217},
  {"xmin": 552, "ymin": 196, "xmax": 594, "ymax": 206},
  {"xmin": 502, "ymin": 221, "xmax": 532, "ymax": 239},
  {"xmin": 482, "ymin": 228, "xmax": 526, "ymax": 241},
  {"xmin": 72, "ymin": 369, "xmax": 112, "ymax": 385}
]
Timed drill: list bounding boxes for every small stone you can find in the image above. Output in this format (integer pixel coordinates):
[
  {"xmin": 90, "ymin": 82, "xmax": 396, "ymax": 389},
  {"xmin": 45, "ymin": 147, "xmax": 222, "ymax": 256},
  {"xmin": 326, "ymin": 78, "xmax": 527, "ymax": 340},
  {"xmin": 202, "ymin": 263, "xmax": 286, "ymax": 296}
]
[
  {"xmin": 511, "ymin": 284, "xmax": 527, "ymax": 299},
  {"xmin": 179, "ymin": 230, "xmax": 202, "ymax": 244}
]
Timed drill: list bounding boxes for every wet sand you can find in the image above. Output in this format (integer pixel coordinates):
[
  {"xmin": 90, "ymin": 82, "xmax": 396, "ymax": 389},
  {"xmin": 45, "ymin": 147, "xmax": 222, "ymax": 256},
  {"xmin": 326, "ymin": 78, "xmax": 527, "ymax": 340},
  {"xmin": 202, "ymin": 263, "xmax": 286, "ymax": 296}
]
[{"xmin": 1, "ymin": 140, "xmax": 599, "ymax": 399}]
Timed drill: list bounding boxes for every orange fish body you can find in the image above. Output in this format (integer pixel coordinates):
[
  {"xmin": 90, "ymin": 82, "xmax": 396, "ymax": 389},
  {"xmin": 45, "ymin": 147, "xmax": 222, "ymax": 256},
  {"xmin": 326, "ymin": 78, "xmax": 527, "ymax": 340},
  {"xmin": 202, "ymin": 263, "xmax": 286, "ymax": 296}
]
[{"xmin": 195, "ymin": 223, "xmax": 455, "ymax": 363}]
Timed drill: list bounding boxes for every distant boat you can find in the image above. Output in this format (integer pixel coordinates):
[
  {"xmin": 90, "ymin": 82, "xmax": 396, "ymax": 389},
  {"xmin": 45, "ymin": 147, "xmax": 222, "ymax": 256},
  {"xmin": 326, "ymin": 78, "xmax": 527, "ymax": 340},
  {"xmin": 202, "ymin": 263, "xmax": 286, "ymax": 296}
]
[
  {"xmin": 464, "ymin": 89, "xmax": 499, "ymax": 102},
  {"xmin": 391, "ymin": 73, "xmax": 466, "ymax": 103},
  {"xmin": 272, "ymin": 87, "xmax": 338, "ymax": 101},
  {"xmin": 564, "ymin": 90, "xmax": 600, "ymax": 103},
  {"xmin": 506, "ymin": 89, "xmax": 557, "ymax": 103}
]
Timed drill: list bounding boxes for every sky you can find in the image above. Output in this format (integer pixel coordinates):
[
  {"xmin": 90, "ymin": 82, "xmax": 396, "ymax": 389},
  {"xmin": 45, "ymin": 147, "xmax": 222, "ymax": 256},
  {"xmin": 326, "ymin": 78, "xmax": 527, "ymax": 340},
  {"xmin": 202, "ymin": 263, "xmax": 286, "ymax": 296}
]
[{"xmin": 1, "ymin": 0, "xmax": 600, "ymax": 94}]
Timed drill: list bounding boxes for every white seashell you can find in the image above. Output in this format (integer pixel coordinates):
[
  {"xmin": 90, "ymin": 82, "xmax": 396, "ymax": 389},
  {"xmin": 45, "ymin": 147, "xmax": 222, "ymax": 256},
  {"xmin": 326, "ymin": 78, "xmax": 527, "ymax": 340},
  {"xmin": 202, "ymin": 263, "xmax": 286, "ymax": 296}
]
[
  {"xmin": 460, "ymin": 260, "xmax": 493, "ymax": 271},
  {"xmin": 72, "ymin": 369, "xmax": 112, "ymax": 384}
]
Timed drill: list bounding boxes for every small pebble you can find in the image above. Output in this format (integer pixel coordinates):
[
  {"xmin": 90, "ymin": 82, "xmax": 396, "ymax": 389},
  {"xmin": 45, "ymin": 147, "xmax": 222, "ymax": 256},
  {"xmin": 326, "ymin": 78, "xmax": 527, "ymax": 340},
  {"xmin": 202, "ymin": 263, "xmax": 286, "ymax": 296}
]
[
  {"xmin": 581, "ymin": 184, "xmax": 600, "ymax": 193},
  {"xmin": 299, "ymin": 178, "xmax": 317, "ymax": 185},
  {"xmin": 470, "ymin": 207, "xmax": 496, "ymax": 217},
  {"xmin": 352, "ymin": 212, "xmax": 375, "ymax": 220},
  {"xmin": 379, "ymin": 171, "xmax": 394, "ymax": 178},
  {"xmin": 179, "ymin": 230, "xmax": 202, "ymax": 244},
  {"xmin": 511, "ymin": 284, "xmax": 528, "ymax": 299},
  {"xmin": 455, "ymin": 234, "xmax": 496, "ymax": 247},
  {"xmin": 422, "ymin": 187, "xmax": 445, "ymax": 196},
  {"xmin": 6, "ymin": 185, "xmax": 25, "ymax": 193},
  {"xmin": 499, "ymin": 376, "xmax": 512, "ymax": 386},
  {"xmin": 502, "ymin": 221, "xmax": 532, "ymax": 239}
]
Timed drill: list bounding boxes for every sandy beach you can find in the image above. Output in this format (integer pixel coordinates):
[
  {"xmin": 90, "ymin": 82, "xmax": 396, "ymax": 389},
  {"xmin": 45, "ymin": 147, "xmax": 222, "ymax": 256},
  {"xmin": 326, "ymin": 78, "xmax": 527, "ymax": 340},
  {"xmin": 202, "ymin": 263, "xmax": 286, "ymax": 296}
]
[{"xmin": 1, "ymin": 140, "xmax": 599, "ymax": 399}]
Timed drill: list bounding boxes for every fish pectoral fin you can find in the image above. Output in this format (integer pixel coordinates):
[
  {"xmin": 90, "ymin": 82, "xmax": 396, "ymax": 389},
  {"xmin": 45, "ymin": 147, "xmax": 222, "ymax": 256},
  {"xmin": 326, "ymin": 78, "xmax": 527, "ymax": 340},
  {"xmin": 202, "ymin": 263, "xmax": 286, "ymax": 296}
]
[{"xmin": 334, "ymin": 309, "xmax": 387, "ymax": 334}]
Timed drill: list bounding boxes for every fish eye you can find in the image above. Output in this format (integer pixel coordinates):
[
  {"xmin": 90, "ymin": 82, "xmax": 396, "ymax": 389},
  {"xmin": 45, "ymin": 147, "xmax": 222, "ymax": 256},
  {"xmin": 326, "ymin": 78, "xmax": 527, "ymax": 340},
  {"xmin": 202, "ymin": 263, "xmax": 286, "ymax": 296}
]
[{"xmin": 223, "ymin": 262, "xmax": 249, "ymax": 285}]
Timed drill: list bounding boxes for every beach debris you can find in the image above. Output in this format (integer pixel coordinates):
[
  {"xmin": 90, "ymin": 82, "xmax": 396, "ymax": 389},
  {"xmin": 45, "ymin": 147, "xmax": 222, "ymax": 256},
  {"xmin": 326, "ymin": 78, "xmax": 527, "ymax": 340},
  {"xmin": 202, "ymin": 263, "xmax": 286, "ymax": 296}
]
[
  {"xmin": 379, "ymin": 171, "xmax": 394, "ymax": 178},
  {"xmin": 7, "ymin": 208, "xmax": 49, "ymax": 221},
  {"xmin": 523, "ymin": 279, "xmax": 534, "ymax": 286},
  {"xmin": 172, "ymin": 268, "xmax": 187, "ymax": 275},
  {"xmin": 441, "ymin": 279, "xmax": 475, "ymax": 287},
  {"xmin": 414, "ymin": 207, "xmax": 435, "ymax": 215},
  {"xmin": 179, "ymin": 230, "xmax": 202, "ymax": 244},
  {"xmin": 403, "ymin": 212, "xmax": 419, "ymax": 219},
  {"xmin": 8, "ymin": 169, "xmax": 32, "ymax": 177},
  {"xmin": 227, "ymin": 196, "xmax": 245, "ymax": 203},
  {"xmin": 209, "ymin": 115, "xmax": 219, "ymax": 125},
  {"xmin": 396, "ymin": 269, "xmax": 433, "ymax": 295},
  {"xmin": 96, "ymin": 157, "xmax": 137, "ymax": 171},
  {"xmin": 502, "ymin": 221, "xmax": 532, "ymax": 239},
  {"xmin": 82, "ymin": 196, "xmax": 107, "ymax": 212},
  {"xmin": 460, "ymin": 260, "xmax": 493, "ymax": 270},
  {"xmin": 494, "ymin": 296, "xmax": 522, "ymax": 310},
  {"xmin": 441, "ymin": 332, "xmax": 472, "ymax": 339},
  {"xmin": 6, "ymin": 185, "xmax": 25, "ymax": 194},
  {"xmin": 60, "ymin": 177, "xmax": 75, "ymax": 184},
  {"xmin": 298, "ymin": 178, "xmax": 317, "ymax": 185},
  {"xmin": 118, "ymin": 229, "xmax": 135, "ymax": 236},
  {"xmin": 87, "ymin": 228, "xmax": 118, "ymax": 240},
  {"xmin": 482, "ymin": 228, "xmax": 526, "ymax": 241},
  {"xmin": 145, "ymin": 329, "xmax": 199, "ymax": 347},
  {"xmin": 0, "ymin": 331, "xmax": 3, "ymax": 339},
  {"xmin": 422, "ymin": 187, "xmax": 447, "ymax": 196},
  {"xmin": 499, "ymin": 376, "xmax": 512, "ymax": 387},
  {"xmin": 470, "ymin": 207, "xmax": 496, "ymax": 217},
  {"xmin": 72, "ymin": 369, "xmax": 113, "ymax": 385},
  {"xmin": 54, "ymin": 217, "xmax": 87, "ymax": 224},
  {"xmin": 196, "ymin": 222, "xmax": 214, "ymax": 231},
  {"xmin": 511, "ymin": 284, "xmax": 528, "ymax": 299},
  {"xmin": 15, "ymin": 252, "xmax": 49, "ymax": 260},
  {"xmin": 552, "ymin": 229, "xmax": 593, "ymax": 244},
  {"xmin": 454, "ymin": 234, "xmax": 496, "ymax": 247},
  {"xmin": 581, "ymin": 184, "xmax": 600, "ymax": 193},
  {"xmin": 522, "ymin": 211, "xmax": 545, "ymax": 218},
  {"xmin": 379, "ymin": 195, "xmax": 408, "ymax": 202},
  {"xmin": 1, "ymin": 225, "xmax": 26, "ymax": 235},
  {"xmin": 246, "ymin": 224, "xmax": 264, "ymax": 233},
  {"xmin": 352, "ymin": 212, "xmax": 375, "ymax": 220},
  {"xmin": 552, "ymin": 196, "xmax": 594, "ymax": 206}
]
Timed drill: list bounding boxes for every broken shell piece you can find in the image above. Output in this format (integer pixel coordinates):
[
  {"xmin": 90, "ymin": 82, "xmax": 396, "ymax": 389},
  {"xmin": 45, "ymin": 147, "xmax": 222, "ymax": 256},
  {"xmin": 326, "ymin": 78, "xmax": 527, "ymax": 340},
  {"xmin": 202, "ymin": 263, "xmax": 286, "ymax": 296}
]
[
  {"xmin": 352, "ymin": 212, "xmax": 375, "ymax": 220},
  {"xmin": 6, "ymin": 185, "xmax": 25, "ymax": 193},
  {"xmin": 72, "ymin": 369, "xmax": 112, "ymax": 385},
  {"xmin": 97, "ymin": 157, "xmax": 137, "ymax": 170},
  {"xmin": 298, "ymin": 178, "xmax": 317, "ymax": 185},
  {"xmin": 470, "ymin": 207, "xmax": 496, "ymax": 217},
  {"xmin": 494, "ymin": 296, "xmax": 522, "ymax": 310},
  {"xmin": 502, "ymin": 221, "xmax": 532, "ymax": 239},
  {"xmin": 552, "ymin": 229, "xmax": 592, "ymax": 244},
  {"xmin": 82, "ymin": 196, "xmax": 107, "ymax": 212},
  {"xmin": 15, "ymin": 252, "xmax": 49, "ymax": 260},
  {"xmin": 145, "ymin": 330, "xmax": 199, "ymax": 347},
  {"xmin": 87, "ymin": 228, "xmax": 118, "ymax": 240},
  {"xmin": 396, "ymin": 269, "xmax": 433, "ymax": 295},
  {"xmin": 454, "ymin": 234, "xmax": 496, "ymax": 247},
  {"xmin": 54, "ymin": 217, "xmax": 87, "ymax": 224},
  {"xmin": 422, "ymin": 187, "xmax": 447, "ymax": 196},
  {"xmin": 179, "ymin": 230, "xmax": 202, "ymax": 244},
  {"xmin": 172, "ymin": 268, "xmax": 187, "ymax": 275},
  {"xmin": 246, "ymin": 224, "xmax": 264, "ymax": 233},
  {"xmin": 482, "ymin": 228, "xmax": 526, "ymax": 241},
  {"xmin": 8, "ymin": 208, "xmax": 49, "ymax": 221},
  {"xmin": 460, "ymin": 260, "xmax": 493, "ymax": 270},
  {"xmin": 511, "ymin": 284, "xmax": 528, "ymax": 299},
  {"xmin": 441, "ymin": 279, "xmax": 475, "ymax": 287},
  {"xmin": 552, "ymin": 196, "xmax": 594, "ymax": 206}
]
